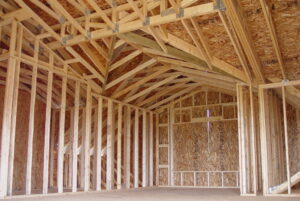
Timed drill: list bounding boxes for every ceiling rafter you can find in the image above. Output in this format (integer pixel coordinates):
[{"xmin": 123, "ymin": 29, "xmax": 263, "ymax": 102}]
[
  {"xmin": 224, "ymin": 0, "xmax": 265, "ymax": 83},
  {"xmin": 111, "ymin": 67, "xmax": 170, "ymax": 99},
  {"xmin": 124, "ymin": 75, "xmax": 179, "ymax": 103}
]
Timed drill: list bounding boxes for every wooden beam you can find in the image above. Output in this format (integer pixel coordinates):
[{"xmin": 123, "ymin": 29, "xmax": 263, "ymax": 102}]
[
  {"xmin": 50, "ymin": 2, "xmax": 217, "ymax": 47},
  {"xmin": 117, "ymin": 104, "xmax": 123, "ymax": 189},
  {"xmin": 71, "ymin": 81, "xmax": 80, "ymax": 192},
  {"xmin": 258, "ymin": 87, "xmax": 269, "ymax": 194},
  {"xmin": 42, "ymin": 58, "xmax": 54, "ymax": 194},
  {"xmin": 224, "ymin": 0, "xmax": 265, "ymax": 83},
  {"xmin": 84, "ymin": 84, "xmax": 92, "ymax": 191},
  {"xmin": 149, "ymin": 112, "xmax": 154, "ymax": 186},
  {"xmin": 57, "ymin": 74, "xmax": 67, "ymax": 193},
  {"xmin": 119, "ymin": 32, "xmax": 248, "ymax": 82},
  {"xmin": 125, "ymin": 75, "xmax": 178, "ymax": 103},
  {"xmin": 124, "ymin": 106, "xmax": 131, "ymax": 189},
  {"xmin": 106, "ymin": 58, "xmax": 156, "ymax": 90},
  {"xmin": 78, "ymin": 43, "xmax": 106, "ymax": 75},
  {"xmin": 66, "ymin": 47, "xmax": 105, "ymax": 84},
  {"xmin": 106, "ymin": 100, "xmax": 114, "ymax": 190},
  {"xmin": 48, "ymin": 0, "xmax": 87, "ymax": 36},
  {"xmin": 142, "ymin": 110, "xmax": 148, "ymax": 187},
  {"xmin": 7, "ymin": 24, "xmax": 22, "ymax": 196},
  {"xmin": 15, "ymin": 0, "xmax": 61, "ymax": 41},
  {"xmin": 134, "ymin": 108, "xmax": 139, "ymax": 188},
  {"xmin": 281, "ymin": 86, "xmax": 291, "ymax": 194},
  {"xmin": 25, "ymin": 39, "xmax": 39, "ymax": 195},
  {"xmin": 95, "ymin": 97, "xmax": 103, "ymax": 191},
  {"xmin": 112, "ymin": 68, "xmax": 169, "ymax": 99},
  {"xmin": 109, "ymin": 50, "xmax": 142, "ymax": 72}
]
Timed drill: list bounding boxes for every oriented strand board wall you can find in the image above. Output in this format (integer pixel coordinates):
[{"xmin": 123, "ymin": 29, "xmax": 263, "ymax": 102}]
[
  {"xmin": 0, "ymin": 85, "xmax": 46, "ymax": 191},
  {"xmin": 287, "ymin": 104, "xmax": 300, "ymax": 176},
  {"xmin": 158, "ymin": 89, "xmax": 239, "ymax": 187}
]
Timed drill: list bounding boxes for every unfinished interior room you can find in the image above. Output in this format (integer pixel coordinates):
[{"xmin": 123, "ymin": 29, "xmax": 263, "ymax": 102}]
[{"xmin": 0, "ymin": 0, "xmax": 299, "ymax": 200}]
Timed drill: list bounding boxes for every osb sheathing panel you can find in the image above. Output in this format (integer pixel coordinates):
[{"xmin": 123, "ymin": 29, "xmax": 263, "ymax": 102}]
[
  {"xmin": 192, "ymin": 107, "xmax": 207, "ymax": 118},
  {"xmin": 181, "ymin": 96, "xmax": 193, "ymax": 107},
  {"xmin": 183, "ymin": 172, "xmax": 194, "ymax": 186},
  {"xmin": 159, "ymin": 168, "xmax": 168, "ymax": 186},
  {"xmin": 174, "ymin": 172, "xmax": 181, "ymax": 186},
  {"xmin": 240, "ymin": 0, "xmax": 281, "ymax": 79},
  {"xmin": 159, "ymin": 108, "xmax": 168, "ymax": 124},
  {"xmin": 223, "ymin": 105, "xmax": 236, "ymax": 119},
  {"xmin": 207, "ymin": 91, "xmax": 220, "ymax": 105},
  {"xmin": 159, "ymin": 147, "xmax": 168, "ymax": 165},
  {"xmin": 181, "ymin": 109, "xmax": 191, "ymax": 122},
  {"xmin": 287, "ymin": 103, "xmax": 300, "ymax": 176},
  {"xmin": 269, "ymin": 0, "xmax": 300, "ymax": 80},
  {"xmin": 196, "ymin": 172, "xmax": 208, "ymax": 186},
  {"xmin": 0, "ymin": 85, "xmax": 46, "ymax": 191},
  {"xmin": 224, "ymin": 172, "xmax": 238, "ymax": 187},
  {"xmin": 221, "ymin": 93, "xmax": 234, "ymax": 103},
  {"xmin": 172, "ymin": 90, "xmax": 238, "ymax": 187},
  {"xmin": 239, "ymin": 0, "xmax": 300, "ymax": 80},
  {"xmin": 222, "ymin": 120, "xmax": 239, "ymax": 171},
  {"xmin": 194, "ymin": 92, "xmax": 206, "ymax": 106},
  {"xmin": 194, "ymin": 13, "xmax": 243, "ymax": 70},
  {"xmin": 158, "ymin": 126, "xmax": 168, "ymax": 144}
]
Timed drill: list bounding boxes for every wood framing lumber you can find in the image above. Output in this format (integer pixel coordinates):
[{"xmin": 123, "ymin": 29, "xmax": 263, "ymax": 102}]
[
  {"xmin": 57, "ymin": 75, "xmax": 67, "ymax": 193},
  {"xmin": 249, "ymin": 85, "xmax": 258, "ymax": 194},
  {"xmin": 149, "ymin": 112, "xmax": 154, "ymax": 186},
  {"xmin": 117, "ymin": 104, "xmax": 123, "ymax": 189},
  {"xmin": 106, "ymin": 58, "xmax": 156, "ymax": 90},
  {"xmin": 106, "ymin": 100, "xmax": 114, "ymax": 190},
  {"xmin": 66, "ymin": 47, "xmax": 105, "ymax": 83},
  {"xmin": 134, "ymin": 108, "xmax": 139, "ymax": 188},
  {"xmin": 112, "ymin": 68, "xmax": 169, "ymax": 99},
  {"xmin": 78, "ymin": 43, "xmax": 106, "ymax": 75},
  {"xmin": 55, "ymin": 2, "xmax": 217, "ymax": 47},
  {"xmin": 281, "ymin": 86, "xmax": 291, "ymax": 194},
  {"xmin": 270, "ymin": 171, "xmax": 300, "ymax": 194},
  {"xmin": 125, "ymin": 75, "xmax": 178, "ymax": 103},
  {"xmin": 124, "ymin": 106, "xmax": 131, "ymax": 189},
  {"xmin": 258, "ymin": 87, "xmax": 269, "ymax": 195},
  {"xmin": 118, "ymin": 32, "xmax": 248, "ymax": 82},
  {"xmin": 224, "ymin": 0, "xmax": 264, "ymax": 83},
  {"xmin": 109, "ymin": 49, "xmax": 142, "ymax": 72},
  {"xmin": 15, "ymin": 0, "xmax": 61, "ymax": 41},
  {"xmin": 169, "ymin": 102, "xmax": 174, "ymax": 186},
  {"xmin": 71, "ymin": 81, "xmax": 80, "ymax": 192},
  {"xmin": 149, "ymin": 85, "xmax": 198, "ymax": 109},
  {"xmin": 83, "ymin": 84, "xmax": 92, "ymax": 191},
  {"xmin": 42, "ymin": 64, "xmax": 54, "ymax": 194},
  {"xmin": 142, "ymin": 110, "xmax": 148, "ymax": 187},
  {"xmin": 7, "ymin": 24, "xmax": 22, "ymax": 196},
  {"xmin": 25, "ymin": 39, "xmax": 39, "ymax": 195},
  {"xmin": 259, "ymin": 0, "xmax": 286, "ymax": 79},
  {"xmin": 95, "ymin": 97, "xmax": 103, "ymax": 191}
]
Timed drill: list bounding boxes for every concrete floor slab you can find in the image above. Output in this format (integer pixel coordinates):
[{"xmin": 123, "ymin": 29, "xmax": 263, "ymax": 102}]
[{"xmin": 5, "ymin": 188, "xmax": 300, "ymax": 201}]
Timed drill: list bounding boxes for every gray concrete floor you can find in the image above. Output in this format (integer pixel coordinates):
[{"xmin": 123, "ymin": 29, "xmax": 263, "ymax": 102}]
[{"xmin": 5, "ymin": 188, "xmax": 300, "ymax": 201}]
